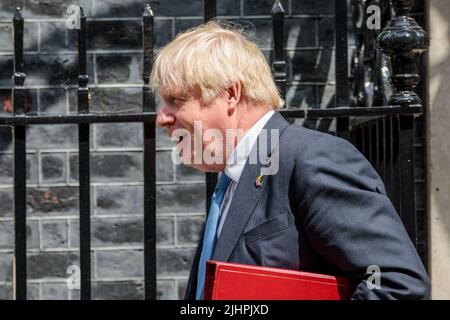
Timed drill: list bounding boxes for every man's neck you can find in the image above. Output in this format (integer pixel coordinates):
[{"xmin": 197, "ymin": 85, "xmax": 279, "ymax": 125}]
[{"xmin": 224, "ymin": 108, "xmax": 275, "ymax": 181}]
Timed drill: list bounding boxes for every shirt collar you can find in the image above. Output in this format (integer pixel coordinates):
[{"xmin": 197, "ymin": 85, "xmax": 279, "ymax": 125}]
[{"xmin": 224, "ymin": 110, "xmax": 275, "ymax": 183}]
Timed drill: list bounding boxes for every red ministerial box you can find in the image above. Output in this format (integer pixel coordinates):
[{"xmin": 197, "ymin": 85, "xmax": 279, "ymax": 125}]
[{"xmin": 204, "ymin": 260, "xmax": 355, "ymax": 300}]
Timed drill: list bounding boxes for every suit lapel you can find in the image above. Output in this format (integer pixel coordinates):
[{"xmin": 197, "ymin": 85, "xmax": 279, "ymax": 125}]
[{"xmin": 212, "ymin": 112, "xmax": 290, "ymax": 262}]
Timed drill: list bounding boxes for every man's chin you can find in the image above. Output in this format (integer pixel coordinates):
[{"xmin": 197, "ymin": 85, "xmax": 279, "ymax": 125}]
[{"xmin": 177, "ymin": 149, "xmax": 226, "ymax": 172}]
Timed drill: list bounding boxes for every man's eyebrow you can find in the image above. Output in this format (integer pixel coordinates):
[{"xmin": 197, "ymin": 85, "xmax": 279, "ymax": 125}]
[{"xmin": 163, "ymin": 92, "xmax": 189, "ymax": 99}]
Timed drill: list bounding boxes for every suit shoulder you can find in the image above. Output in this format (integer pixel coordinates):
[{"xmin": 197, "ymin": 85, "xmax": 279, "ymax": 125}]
[{"xmin": 282, "ymin": 124, "xmax": 384, "ymax": 192}]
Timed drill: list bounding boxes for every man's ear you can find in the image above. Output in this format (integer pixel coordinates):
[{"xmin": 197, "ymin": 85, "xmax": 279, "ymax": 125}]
[{"xmin": 226, "ymin": 82, "xmax": 241, "ymax": 114}]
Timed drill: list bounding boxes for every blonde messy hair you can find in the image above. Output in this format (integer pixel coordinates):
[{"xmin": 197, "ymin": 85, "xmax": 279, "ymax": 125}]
[{"xmin": 150, "ymin": 21, "xmax": 283, "ymax": 108}]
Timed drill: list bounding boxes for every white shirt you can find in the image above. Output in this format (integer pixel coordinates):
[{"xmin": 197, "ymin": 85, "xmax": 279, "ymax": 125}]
[{"xmin": 216, "ymin": 110, "xmax": 275, "ymax": 236}]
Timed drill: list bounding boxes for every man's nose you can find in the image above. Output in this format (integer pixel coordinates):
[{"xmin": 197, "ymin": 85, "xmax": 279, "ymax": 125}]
[{"xmin": 156, "ymin": 104, "xmax": 175, "ymax": 128}]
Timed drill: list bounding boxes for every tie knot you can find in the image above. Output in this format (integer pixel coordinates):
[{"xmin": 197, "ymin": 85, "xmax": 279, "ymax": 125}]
[{"xmin": 215, "ymin": 173, "xmax": 231, "ymax": 193}]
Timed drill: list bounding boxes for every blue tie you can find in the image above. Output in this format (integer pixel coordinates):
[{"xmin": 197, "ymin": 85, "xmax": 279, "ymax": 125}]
[{"xmin": 196, "ymin": 173, "xmax": 231, "ymax": 300}]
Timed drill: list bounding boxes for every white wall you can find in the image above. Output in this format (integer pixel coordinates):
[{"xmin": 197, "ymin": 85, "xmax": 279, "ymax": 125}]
[{"xmin": 428, "ymin": 0, "xmax": 450, "ymax": 300}]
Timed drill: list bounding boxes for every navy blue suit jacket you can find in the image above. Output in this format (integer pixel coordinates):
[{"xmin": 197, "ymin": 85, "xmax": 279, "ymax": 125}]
[{"xmin": 184, "ymin": 112, "xmax": 430, "ymax": 300}]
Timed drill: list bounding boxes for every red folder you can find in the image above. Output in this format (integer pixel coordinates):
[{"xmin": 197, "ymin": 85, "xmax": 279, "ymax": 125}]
[{"xmin": 204, "ymin": 261, "xmax": 355, "ymax": 300}]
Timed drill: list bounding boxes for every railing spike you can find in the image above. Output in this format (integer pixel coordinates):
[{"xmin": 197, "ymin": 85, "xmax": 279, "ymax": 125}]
[
  {"xmin": 271, "ymin": 0, "xmax": 285, "ymax": 14},
  {"xmin": 13, "ymin": 7, "xmax": 22, "ymax": 20},
  {"xmin": 144, "ymin": 3, "xmax": 154, "ymax": 17}
]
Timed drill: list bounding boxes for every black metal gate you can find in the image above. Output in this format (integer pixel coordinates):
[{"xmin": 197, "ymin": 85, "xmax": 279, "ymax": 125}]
[
  {"xmin": 1, "ymin": 5, "xmax": 156, "ymax": 300},
  {"xmin": 0, "ymin": 0, "xmax": 428, "ymax": 300}
]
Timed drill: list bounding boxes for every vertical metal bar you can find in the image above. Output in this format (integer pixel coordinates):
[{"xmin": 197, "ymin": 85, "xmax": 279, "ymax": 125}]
[
  {"xmin": 77, "ymin": 6, "xmax": 91, "ymax": 300},
  {"xmin": 12, "ymin": 7, "xmax": 27, "ymax": 300},
  {"xmin": 392, "ymin": 115, "xmax": 401, "ymax": 215},
  {"xmin": 336, "ymin": 117, "xmax": 350, "ymax": 140},
  {"xmin": 335, "ymin": 113, "xmax": 349, "ymax": 146},
  {"xmin": 356, "ymin": 127, "xmax": 363, "ymax": 151},
  {"xmin": 372, "ymin": 122, "xmax": 377, "ymax": 169},
  {"xmin": 378, "ymin": 118, "xmax": 385, "ymax": 183},
  {"xmin": 361, "ymin": 124, "xmax": 366, "ymax": 157},
  {"xmin": 204, "ymin": 0, "xmax": 218, "ymax": 215},
  {"xmin": 203, "ymin": 0, "xmax": 216, "ymax": 22},
  {"xmin": 374, "ymin": 121, "xmax": 380, "ymax": 175},
  {"xmin": 368, "ymin": 123, "xmax": 373, "ymax": 164},
  {"xmin": 334, "ymin": 0, "xmax": 348, "ymax": 106},
  {"xmin": 272, "ymin": 0, "xmax": 286, "ymax": 102},
  {"xmin": 335, "ymin": 0, "xmax": 349, "ymax": 139},
  {"xmin": 399, "ymin": 115, "xmax": 417, "ymax": 243},
  {"xmin": 142, "ymin": 4, "xmax": 157, "ymax": 300},
  {"xmin": 384, "ymin": 116, "xmax": 392, "ymax": 198}
]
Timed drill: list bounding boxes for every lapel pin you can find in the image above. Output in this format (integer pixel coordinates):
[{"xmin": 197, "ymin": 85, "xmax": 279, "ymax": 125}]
[
  {"xmin": 255, "ymin": 156, "xmax": 272, "ymax": 188},
  {"xmin": 255, "ymin": 174, "xmax": 263, "ymax": 188}
]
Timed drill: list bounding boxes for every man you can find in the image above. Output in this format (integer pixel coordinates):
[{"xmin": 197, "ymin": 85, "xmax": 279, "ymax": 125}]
[{"xmin": 151, "ymin": 21, "xmax": 430, "ymax": 300}]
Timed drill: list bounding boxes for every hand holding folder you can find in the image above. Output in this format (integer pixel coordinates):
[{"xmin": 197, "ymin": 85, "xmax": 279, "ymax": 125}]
[{"xmin": 204, "ymin": 261, "xmax": 355, "ymax": 300}]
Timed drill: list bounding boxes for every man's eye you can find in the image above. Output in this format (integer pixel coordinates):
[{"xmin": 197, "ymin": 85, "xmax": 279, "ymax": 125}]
[
  {"xmin": 169, "ymin": 97, "xmax": 175, "ymax": 104},
  {"xmin": 171, "ymin": 96, "xmax": 186, "ymax": 104}
]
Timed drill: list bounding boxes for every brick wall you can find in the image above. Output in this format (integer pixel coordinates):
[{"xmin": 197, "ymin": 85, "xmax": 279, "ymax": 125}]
[{"xmin": 0, "ymin": 0, "xmax": 344, "ymax": 300}]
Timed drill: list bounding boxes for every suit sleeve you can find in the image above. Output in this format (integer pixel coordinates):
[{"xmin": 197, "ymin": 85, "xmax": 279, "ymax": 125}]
[{"xmin": 294, "ymin": 134, "xmax": 430, "ymax": 300}]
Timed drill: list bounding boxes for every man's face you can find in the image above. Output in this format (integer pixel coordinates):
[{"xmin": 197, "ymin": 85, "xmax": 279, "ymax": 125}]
[{"xmin": 156, "ymin": 87, "xmax": 235, "ymax": 172}]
